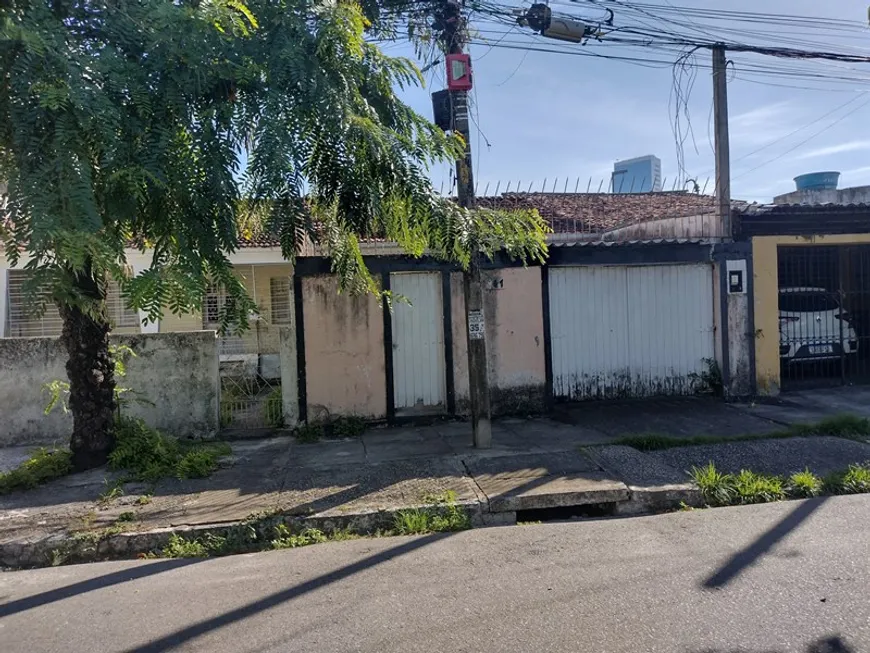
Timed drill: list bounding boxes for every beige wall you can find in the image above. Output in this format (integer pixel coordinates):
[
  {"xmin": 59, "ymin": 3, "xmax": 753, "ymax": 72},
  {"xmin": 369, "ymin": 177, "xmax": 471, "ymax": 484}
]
[
  {"xmin": 753, "ymin": 233, "xmax": 870, "ymax": 395},
  {"xmin": 303, "ymin": 274, "xmax": 386, "ymax": 420},
  {"xmin": 452, "ymin": 267, "xmax": 546, "ymax": 414}
]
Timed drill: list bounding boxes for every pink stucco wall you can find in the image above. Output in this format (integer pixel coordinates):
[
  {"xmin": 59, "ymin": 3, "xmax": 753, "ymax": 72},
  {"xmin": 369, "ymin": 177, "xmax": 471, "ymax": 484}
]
[
  {"xmin": 452, "ymin": 267, "xmax": 546, "ymax": 412},
  {"xmin": 302, "ymin": 275, "xmax": 386, "ymax": 419}
]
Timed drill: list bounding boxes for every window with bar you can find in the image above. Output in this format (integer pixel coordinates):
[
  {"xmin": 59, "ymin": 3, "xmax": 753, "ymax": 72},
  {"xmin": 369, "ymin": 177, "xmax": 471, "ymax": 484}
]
[
  {"xmin": 5, "ymin": 270, "xmax": 138, "ymax": 337},
  {"xmin": 270, "ymin": 277, "xmax": 291, "ymax": 325}
]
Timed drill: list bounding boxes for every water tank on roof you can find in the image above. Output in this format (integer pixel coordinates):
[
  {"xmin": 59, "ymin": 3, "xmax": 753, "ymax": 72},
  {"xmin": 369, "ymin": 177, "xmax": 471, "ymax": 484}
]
[{"xmin": 794, "ymin": 171, "xmax": 840, "ymax": 191}]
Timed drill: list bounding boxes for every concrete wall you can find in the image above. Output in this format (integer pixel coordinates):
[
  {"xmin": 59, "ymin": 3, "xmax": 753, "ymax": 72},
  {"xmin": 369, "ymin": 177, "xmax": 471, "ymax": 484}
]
[
  {"xmin": 752, "ymin": 233, "xmax": 870, "ymax": 395},
  {"xmin": 0, "ymin": 331, "xmax": 219, "ymax": 446},
  {"xmin": 773, "ymin": 185, "xmax": 870, "ymax": 206},
  {"xmin": 452, "ymin": 267, "xmax": 547, "ymax": 415},
  {"xmin": 302, "ymin": 274, "xmax": 386, "ymax": 420}
]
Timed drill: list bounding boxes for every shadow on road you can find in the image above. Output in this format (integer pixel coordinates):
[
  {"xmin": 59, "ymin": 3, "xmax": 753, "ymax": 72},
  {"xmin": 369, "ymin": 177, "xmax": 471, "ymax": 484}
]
[
  {"xmin": 125, "ymin": 532, "xmax": 448, "ymax": 653},
  {"xmin": 0, "ymin": 558, "xmax": 204, "ymax": 619},
  {"xmin": 703, "ymin": 497, "xmax": 828, "ymax": 589},
  {"xmin": 695, "ymin": 635, "xmax": 854, "ymax": 653}
]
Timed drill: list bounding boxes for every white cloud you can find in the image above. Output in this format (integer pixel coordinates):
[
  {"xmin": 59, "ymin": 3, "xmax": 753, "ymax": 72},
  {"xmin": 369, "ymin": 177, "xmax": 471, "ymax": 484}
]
[{"xmin": 794, "ymin": 140, "xmax": 870, "ymax": 160}]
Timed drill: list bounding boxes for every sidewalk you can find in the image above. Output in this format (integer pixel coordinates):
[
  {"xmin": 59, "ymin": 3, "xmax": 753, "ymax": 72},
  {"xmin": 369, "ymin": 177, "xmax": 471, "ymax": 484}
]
[{"xmin": 3, "ymin": 390, "xmax": 870, "ymax": 568}]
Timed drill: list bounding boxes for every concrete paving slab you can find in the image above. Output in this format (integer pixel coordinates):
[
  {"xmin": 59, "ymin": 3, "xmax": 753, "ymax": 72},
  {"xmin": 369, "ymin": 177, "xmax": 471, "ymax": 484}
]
[
  {"xmin": 555, "ymin": 396, "xmax": 779, "ymax": 438},
  {"xmin": 649, "ymin": 436, "xmax": 870, "ymax": 477},
  {"xmin": 277, "ymin": 458, "xmax": 480, "ymax": 518},
  {"xmin": 286, "ymin": 438, "xmax": 366, "ymax": 469},
  {"xmin": 478, "ymin": 473, "xmax": 629, "ymax": 512},
  {"xmin": 462, "ymin": 451, "xmax": 600, "ymax": 478},
  {"xmin": 364, "ymin": 437, "xmax": 454, "ymax": 464},
  {"xmin": 733, "ymin": 386, "xmax": 870, "ymax": 427}
]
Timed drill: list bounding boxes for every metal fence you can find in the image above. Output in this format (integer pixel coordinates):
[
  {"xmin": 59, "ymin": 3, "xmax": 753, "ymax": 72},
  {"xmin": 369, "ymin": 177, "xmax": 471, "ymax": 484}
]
[{"xmin": 778, "ymin": 245, "xmax": 870, "ymax": 389}]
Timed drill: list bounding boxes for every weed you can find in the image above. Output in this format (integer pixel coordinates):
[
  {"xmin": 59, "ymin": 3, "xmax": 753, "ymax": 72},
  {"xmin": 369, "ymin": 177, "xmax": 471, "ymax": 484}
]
[
  {"xmin": 839, "ymin": 463, "xmax": 870, "ymax": 494},
  {"xmin": 162, "ymin": 534, "xmax": 210, "ymax": 558},
  {"xmin": 110, "ymin": 416, "xmax": 231, "ymax": 481},
  {"xmin": 264, "ymin": 387, "xmax": 284, "ymax": 428},
  {"xmin": 136, "ymin": 494, "xmax": 153, "ymax": 506},
  {"xmin": 175, "ymin": 446, "xmax": 231, "ymax": 479},
  {"xmin": 117, "ymin": 511, "xmax": 136, "ymax": 523},
  {"xmin": 98, "ymin": 479, "xmax": 125, "ymax": 506},
  {"xmin": 294, "ymin": 422, "xmax": 324, "ymax": 444},
  {"xmin": 393, "ymin": 491, "xmax": 471, "ymax": 535},
  {"xmin": 271, "ymin": 525, "xmax": 328, "ymax": 549},
  {"xmin": 0, "ymin": 448, "xmax": 72, "ymax": 495},
  {"xmin": 332, "ymin": 415, "xmax": 367, "ymax": 438},
  {"xmin": 517, "ymin": 520, "xmax": 543, "ymax": 525},
  {"xmin": 689, "ymin": 462, "xmax": 735, "ymax": 507},
  {"xmin": 787, "ymin": 469, "xmax": 823, "ymax": 498},
  {"xmin": 678, "ymin": 501, "xmax": 696, "ymax": 512},
  {"xmin": 731, "ymin": 469, "xmax": 786, "ymax": 504}
]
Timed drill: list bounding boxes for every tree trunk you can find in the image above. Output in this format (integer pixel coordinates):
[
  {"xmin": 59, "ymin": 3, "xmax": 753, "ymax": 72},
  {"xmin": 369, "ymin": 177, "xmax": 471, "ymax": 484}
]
[{"xmin": 58, "ymin": 266, "xmax": 116, "ymax": 471}]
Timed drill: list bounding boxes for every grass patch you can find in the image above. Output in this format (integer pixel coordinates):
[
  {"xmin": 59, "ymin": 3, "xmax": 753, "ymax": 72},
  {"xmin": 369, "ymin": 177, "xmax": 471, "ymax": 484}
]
[
  {"xmin": 117, "ymin": 511, "xmax": 136, "ymax": 523},
  {"xmin": 110, "ymin": 417, "xmax": 232, "ymax": 482},
  {"xmin": 731, "ymin": 469, "xmax": 786, "ymax": 504},
  {"xmin": 787, "ymin": 469, "xmax": 823, "ymax": 498},
  {"xmin": 616, "ymin": 413, "xmax": 870, "ymax": 452},
  {"xmin": 393, "ymin": 491, "xmax": 471, "ymax": 535},
  {"xmin": 690, "ymin": 461, "xmax": 870, "ymax": 507},
  {"xmin": 136, "ymin": 494, "xmax": 153, "ymax": 506},
  {"xmin": 0, "ymin": 448, "xmax": 73, "ymax": 495}
]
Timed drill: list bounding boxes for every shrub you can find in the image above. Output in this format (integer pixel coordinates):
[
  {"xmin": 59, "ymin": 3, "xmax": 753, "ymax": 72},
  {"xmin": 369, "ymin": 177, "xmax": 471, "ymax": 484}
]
[
  {"xmin": 110, "ymin": 417, "xmax": 231, "ymax": 481},
  {"xmin": 787, "ymin": 469, "xmax": 824, "ymax": 498},
  {"xmin": 839, "ymin": 464, "xmax": 870, "ymax": 494},
  {"xmin": 689, "ymin": 462, "xmax": 735, "ymax": 507},
  {"xmin": 0, "ymin": 448, "xmax": 73, "ymax": 495}
]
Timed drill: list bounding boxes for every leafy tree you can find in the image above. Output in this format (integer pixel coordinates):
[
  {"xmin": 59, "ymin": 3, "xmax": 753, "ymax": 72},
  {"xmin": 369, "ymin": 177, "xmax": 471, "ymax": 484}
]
[{"xmin": 0, "ymin": 0, "xmax": 548, "ymax": 470}]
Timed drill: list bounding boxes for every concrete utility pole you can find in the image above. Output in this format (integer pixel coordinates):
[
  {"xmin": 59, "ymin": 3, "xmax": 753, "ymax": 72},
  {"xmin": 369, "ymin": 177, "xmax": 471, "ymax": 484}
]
[
  {"xmin": 712, "ymin": 45, "xmax": 731, "ymax": 236},
  {"xmin": 439, "ymin": 0, "xmax": 492, "ymax": 448}
]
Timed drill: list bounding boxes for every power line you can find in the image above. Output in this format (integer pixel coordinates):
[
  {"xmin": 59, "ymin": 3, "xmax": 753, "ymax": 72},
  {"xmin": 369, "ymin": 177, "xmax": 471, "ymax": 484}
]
[{"xmin": 733, "ymin": 96, "xmax": 870, "ymax": 180}]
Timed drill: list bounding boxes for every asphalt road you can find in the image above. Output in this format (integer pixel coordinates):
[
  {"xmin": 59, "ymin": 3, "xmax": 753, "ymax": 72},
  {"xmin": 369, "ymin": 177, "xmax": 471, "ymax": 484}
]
[{"xmin": 2, "ymin": 496, "xmax": 869, "ymax": 653}]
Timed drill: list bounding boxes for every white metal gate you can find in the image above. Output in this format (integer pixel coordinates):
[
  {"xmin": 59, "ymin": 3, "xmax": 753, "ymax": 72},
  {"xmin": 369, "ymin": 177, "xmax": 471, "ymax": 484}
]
[
  {"xmin": 390, "ymin": 272, "xmax": 446, "ymax": 413},
  {"xmin": 549, "ymin": 263, "xmax": 715, "ymax": 400}
]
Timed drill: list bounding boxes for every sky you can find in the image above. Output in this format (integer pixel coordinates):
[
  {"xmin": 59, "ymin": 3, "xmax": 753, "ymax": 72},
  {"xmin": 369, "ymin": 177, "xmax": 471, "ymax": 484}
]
[{"xmin": 384, "ymin": 0, "xmax": 870, "ymax": 203}]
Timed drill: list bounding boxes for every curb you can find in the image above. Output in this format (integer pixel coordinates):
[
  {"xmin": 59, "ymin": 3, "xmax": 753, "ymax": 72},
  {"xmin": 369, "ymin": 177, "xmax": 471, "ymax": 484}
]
[{"xmin": 0, "ymin": 499, "xmax": 487, "ymax": 570}]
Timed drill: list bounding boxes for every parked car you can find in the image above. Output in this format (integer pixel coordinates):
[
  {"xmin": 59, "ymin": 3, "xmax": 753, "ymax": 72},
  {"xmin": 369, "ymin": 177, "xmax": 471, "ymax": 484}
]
[{"xmin": 779, "ymin": 287, "xmax": 859, "ymax": 361}]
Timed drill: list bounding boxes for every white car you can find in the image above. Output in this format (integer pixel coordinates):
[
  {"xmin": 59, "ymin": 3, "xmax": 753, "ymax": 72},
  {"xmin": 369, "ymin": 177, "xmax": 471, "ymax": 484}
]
[{"xmin": 779, "ymin": 287, "xmax": 859, "ymax": 361}]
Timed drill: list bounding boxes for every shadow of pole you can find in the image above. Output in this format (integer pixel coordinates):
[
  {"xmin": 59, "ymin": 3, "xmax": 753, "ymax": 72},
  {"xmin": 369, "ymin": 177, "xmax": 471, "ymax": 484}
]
[
  {"xmin": 0, "ymin": 559, "xmax": 205, "ymax": 619},
  {"xmin": 126, "ymin": 532, "xmax": 448, "ymax": 653},
  {"xmin": 703, "ymin": 497, "xmax": 828, "ymax": 589}
]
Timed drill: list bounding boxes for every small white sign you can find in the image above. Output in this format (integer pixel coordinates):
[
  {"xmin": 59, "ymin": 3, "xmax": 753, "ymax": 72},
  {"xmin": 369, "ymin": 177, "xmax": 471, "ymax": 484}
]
[{"xmin": 468, "ymin": 310, "xmax": 485, "ymax": 340}]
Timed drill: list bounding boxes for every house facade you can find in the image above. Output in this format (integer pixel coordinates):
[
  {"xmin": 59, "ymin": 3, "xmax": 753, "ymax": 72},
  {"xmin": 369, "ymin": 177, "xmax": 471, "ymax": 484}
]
[
  {"xmin": 1, "ymin": 190, "xmax": 757, "ymax": 431},
  {"xmin": 735, "ymin": 203, "xmax": 870, "ymax": 396}
]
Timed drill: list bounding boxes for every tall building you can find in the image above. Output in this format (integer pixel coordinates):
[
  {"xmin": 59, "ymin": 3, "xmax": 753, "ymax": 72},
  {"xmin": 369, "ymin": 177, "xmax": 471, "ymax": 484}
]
[{"xmin": 611, "ymin": 155, "xmax": 662, "ymax": 194}]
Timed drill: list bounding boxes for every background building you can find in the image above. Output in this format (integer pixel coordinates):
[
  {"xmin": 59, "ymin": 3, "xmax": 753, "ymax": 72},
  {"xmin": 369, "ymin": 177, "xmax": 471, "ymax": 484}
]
[{"xmin": 611, "ymin": 155, "xmax": 663, "ymax": 194}]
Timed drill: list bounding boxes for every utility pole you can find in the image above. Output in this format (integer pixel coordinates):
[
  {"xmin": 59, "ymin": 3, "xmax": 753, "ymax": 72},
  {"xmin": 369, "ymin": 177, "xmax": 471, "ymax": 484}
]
[
  {"xmin": 439, "ymin": 0, "xmax": 492, "ymax": 448},
  {"xmin": 712, "ymin": 45, "xmax": 731, "ymax": 237}
]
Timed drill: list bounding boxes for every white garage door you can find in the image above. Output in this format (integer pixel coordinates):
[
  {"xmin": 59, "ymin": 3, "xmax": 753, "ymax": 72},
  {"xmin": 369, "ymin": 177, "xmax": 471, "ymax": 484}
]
[{"xmin": 549, "ymin": 264, "xmax": 715, "ymax": 400}]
